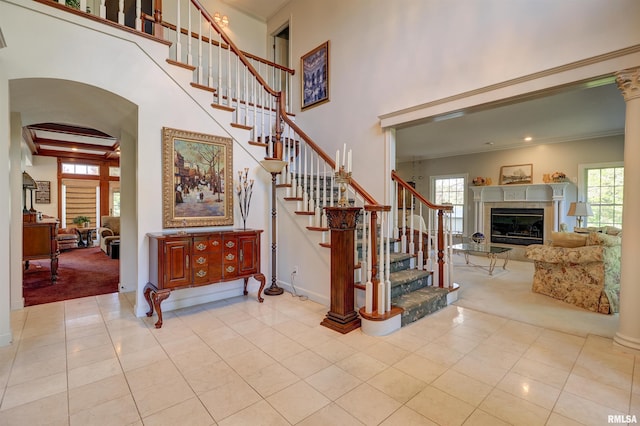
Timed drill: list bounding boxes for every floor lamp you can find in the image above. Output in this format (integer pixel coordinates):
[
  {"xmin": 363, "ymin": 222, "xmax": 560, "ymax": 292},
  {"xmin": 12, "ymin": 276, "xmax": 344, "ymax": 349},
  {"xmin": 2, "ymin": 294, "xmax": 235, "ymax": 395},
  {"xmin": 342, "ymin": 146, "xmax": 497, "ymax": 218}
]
[{"xmin": 260, "ymin": 159, "xmax": 287, "ymax": 296}]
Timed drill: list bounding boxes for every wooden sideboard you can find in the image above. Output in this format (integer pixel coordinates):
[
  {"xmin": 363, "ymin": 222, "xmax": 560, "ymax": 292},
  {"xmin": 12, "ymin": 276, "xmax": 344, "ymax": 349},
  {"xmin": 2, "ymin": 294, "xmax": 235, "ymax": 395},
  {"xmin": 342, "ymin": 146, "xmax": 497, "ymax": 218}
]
[
  {"xmin": 144, "ymin": 229, "xmax": 265, "ymax": 328},
  {"xmin": 23, "ymin": 219, "xmax": 59, "ymax": 283}
]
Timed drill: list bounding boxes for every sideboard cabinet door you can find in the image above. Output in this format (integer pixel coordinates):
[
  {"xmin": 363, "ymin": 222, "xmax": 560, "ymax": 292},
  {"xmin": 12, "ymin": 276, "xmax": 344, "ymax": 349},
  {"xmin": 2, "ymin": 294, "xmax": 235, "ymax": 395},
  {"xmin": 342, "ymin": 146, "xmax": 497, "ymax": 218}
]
[
  {"xmin": 238, "ymin": 233, "xmax": 259, "ymax": 275},
  {"xmin": 163, "ymin": 239, "xmax": 191, "ymax": 289}
]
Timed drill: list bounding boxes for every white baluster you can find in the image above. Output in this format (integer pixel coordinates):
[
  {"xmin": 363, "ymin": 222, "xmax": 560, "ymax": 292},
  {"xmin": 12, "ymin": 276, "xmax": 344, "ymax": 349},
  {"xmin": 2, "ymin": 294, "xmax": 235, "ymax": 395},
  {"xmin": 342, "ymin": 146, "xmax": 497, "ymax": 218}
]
[
  {"xmin": 186, "ymin": 3, "xmax": 192, "ymax": 65},
  {"xmin": 118, "ymin": 0, "xmax": 124, "ymax": 25},
  {"xmin": 322, "ymin": 163, "xmax": 327, "ymax": 228},
  {"xmin": 197, "ymin": 14, "xmax": 203, "ymax": 83},
  {"xmin": 377, "ymin": 281, "xmax": 384, "ymax": 316},
  {"xmin": 217, "ymin": 31, "xmax": 222, "ymax": 104},
  {"xmin": 315, "ymin": 156, "xmax": 321, "ymax": 226},
  {"xmin": 448, "ymin": 212, "xmax": 454, "ymax": 288},
  {"xmin": 227, "ymin": 38, "xmax": 231, "ymax": 107},
  {"xmin": 207, "ymin": 25, "xmax": 213, "ymax": 87},
  {"xmin": 386, "ymin": 212, "xmax": 391, "ymax": 311},
  {"xmin": 296, "ymin": 139, "xmax": 302, "ymax": 200},
  {"xmin": 418, "ymin": 204, "xmax": 424, "ymax": 270},
  {"xmin": 409, "ymin": 197, "xmax": 415, "ymax": 267},
  {"xmin": 134, "ymin": 0, "xmax": 141, "ymax": 30},
  {"xmin": 100, "ymin": 0, "xmax": 106, "ymax": 19},
  {"xmin": 393, "ymin": 181, "xmax": 399, "ymax": 239},
  {"xmin": 176, "ymin": 0, "xmax": 182, "ymax": 62},
  {"xmin": 362, "ymin": 210, "xmax": 368, "ymax": 288},
  {"xmin": 303, "ymin": 143, "xmax": 308, "ymax": 211},
  {"xmin": 379, "ymin": 214, "xmax": 385, "ymax": 312},
  {"xmin": 235, "ymin": 56, "xmax": 239, "ymax": 122},
  {"xmin": 426, "ymin": 208, "xmax": 433, "ymax": 272},
  {"xmin": 401, "ymin": 188, "xmax": 407, "ymax": 253}
]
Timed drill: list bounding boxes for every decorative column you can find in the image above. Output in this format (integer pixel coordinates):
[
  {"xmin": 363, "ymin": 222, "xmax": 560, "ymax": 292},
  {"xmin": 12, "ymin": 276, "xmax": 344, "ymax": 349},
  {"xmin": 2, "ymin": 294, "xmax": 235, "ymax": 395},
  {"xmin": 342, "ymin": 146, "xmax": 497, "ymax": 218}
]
[
  {"xmin": 549, "ymin": 183, "xmax": 569, "ymax": 231},
  {"xmin": 322, "ymin": 206, "xmax": 361, "ymax": 334},
  {"xmin": 614, "ymin": 67, "xmax": 640, "ymax": 352},
  {"xmin": 470, "ymin": 186, "xmax": 484, "ymax": 233}
]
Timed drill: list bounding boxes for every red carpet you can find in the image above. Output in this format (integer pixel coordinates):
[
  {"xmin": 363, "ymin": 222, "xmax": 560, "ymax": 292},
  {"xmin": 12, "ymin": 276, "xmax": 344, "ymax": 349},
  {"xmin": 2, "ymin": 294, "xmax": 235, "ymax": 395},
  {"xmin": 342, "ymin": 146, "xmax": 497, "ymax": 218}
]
[{"xmin": 23, "ymin": 247, "xmax": 119, "ymax": 306}]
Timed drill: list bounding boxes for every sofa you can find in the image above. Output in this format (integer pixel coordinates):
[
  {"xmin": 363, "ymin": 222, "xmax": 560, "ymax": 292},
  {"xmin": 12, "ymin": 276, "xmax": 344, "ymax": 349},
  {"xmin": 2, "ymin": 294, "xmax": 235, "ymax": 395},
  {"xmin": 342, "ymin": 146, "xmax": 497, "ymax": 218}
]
[
  {"xmin": 525, "ymin": 229, "xmax": 621, "ymax": 314},
  {"xmin": 99, "ymin": 216, "xmax": 120, "ymax": 255}
]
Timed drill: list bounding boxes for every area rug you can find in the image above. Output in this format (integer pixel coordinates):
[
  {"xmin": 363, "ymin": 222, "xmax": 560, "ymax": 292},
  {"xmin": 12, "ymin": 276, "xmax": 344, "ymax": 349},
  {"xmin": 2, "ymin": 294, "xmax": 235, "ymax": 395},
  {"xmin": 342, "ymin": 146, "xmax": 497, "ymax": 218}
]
[
  {"xmin": 450, "ymin": 253, "xmax": 619, "ymax": 338},
  {"xmin": 23, "ymin": 247, "xmax": 119, "ymax": 306}
]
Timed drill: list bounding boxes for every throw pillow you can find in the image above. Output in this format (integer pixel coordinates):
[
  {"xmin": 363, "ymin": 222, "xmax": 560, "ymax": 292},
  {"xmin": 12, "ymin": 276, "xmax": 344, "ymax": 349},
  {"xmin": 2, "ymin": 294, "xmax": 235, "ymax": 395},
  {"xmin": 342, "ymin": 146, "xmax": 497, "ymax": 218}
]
[
  {"xmin": 586, "ymin": 232, "xmax": 621, "ymax": 247},
  {"xmin": 551, "ymin": 231, "xmax": 587, "ymax": 248}
]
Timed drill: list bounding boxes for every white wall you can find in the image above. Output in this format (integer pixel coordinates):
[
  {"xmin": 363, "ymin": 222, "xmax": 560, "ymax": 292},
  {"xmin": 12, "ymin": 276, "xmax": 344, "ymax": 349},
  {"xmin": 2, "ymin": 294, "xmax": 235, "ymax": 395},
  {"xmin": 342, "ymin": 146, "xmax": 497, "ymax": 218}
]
[
  {"xmin": 396, "ymin": 135, "xmax": 625, "ymax": 233},
  {"xmin": 27, "ymin": 156, "xmax": 58, "ymax": 219},
  {"xmin": 0, "ymin": 69, "xmax": 12, "ymax": 345},
  {"xmin": 268, "ymin": 0, "xmax": 640, "ymax": 202}
]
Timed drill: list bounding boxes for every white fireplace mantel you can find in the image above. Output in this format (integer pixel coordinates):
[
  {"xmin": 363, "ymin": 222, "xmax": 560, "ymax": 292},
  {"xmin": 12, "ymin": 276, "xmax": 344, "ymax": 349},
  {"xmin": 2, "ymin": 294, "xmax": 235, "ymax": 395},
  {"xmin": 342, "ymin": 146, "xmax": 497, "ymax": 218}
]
[{"xmin": 470, "ymin": 182, "xmax": 570, "ymax": 235}]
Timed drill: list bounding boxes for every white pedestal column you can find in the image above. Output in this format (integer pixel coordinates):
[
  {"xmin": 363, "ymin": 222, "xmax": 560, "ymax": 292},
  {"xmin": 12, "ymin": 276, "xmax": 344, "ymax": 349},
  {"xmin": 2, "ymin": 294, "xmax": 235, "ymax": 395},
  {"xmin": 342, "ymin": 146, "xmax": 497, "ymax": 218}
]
[{"xmin": 614, "ymin": 67, "xmax": 640, "ymax": 353}]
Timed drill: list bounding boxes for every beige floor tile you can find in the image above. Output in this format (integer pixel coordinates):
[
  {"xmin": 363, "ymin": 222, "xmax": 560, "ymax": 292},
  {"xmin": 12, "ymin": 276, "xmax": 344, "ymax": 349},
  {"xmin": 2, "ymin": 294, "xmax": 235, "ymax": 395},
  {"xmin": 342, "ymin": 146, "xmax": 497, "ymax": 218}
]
[
  {"xmin": 261, "ymin": 336, "xmax": 306, "ymax": 359},
  {"xmin": 70, "ymin": 394, "xmax": 141, "ymax": 426},
  {"xmin": 142, "ymin": 397, "xmax": 215, "ymax": 426},
  {"xmin": 242, "ymin": 363, "xmax": 299, "ymax": 397},
  {"xmin": 462, "ymin": 409, "xmax": 511, "ymax": 425},
  {"xmin": 292, "ymin": 325, "xmax": 336, "ymax": 349},
  {"xmin": 432, "ymin": 369, "xmax": 492, "ymax": 406},
  {"xmin": 393, "ymin": 353, "xmax": 448, "ymax": 384},
  {"xmin": 117, "ymin": 345, "xmax": 169, "ymax": 372},
  {"xmin": 124, "ymin": 358, "xmax": 184, "ymax": 393},
  {"xmin": 131, "ymin": 376, "xmax": 195, "ymax": 417},
  {"xmin": 363, "ymin": 340, "xmax": 410, "ymax": 365},
  {"xmin": 467, "ymin": 340, "xmax": 522, "ymax": 370},
  {"xmin": 368, "ymin": 367, "xmax": 427, "ymax": 403},
  {"xmin": 335, "ymin": 329, "xmax": 380, "ymax": 351},
  {"xmin": 281, "ymin": 349, "xmax": 331, "ymax": 378},
  {"xmin": 217, "ymin": 399, "xmax": 289, "ymax": 426},
  {"xmin": 524, "ymin": 343, "xmax": 578, "ymax": 372},
  {"xmin": 379, "ymin": 406, "xmax": 437, "ymax": 425},
  {"xmin": 66, "ymin": 328, "xmax": 111, "ymax": 352},
  {"xmin": 309, "ymin": 337, "xmax": 357, "ymax": 363},
  {"xmin": 1, "ymin": 371, "xmax": 67, "ymax": 410},
  {"xmin": 496, "ymin": 371, "xmax": 561, "ymax": 409},
  {"xmin": 68, "ymin": 373, "xmax": 130, "ymax": 415},
  {"xmin": 0, "ymin": 391, "xmax": 68, "ymax": 426},
  {"xmin": 510, "ymin": 357, "xmax": 570, "ymax": 389},
  {"xmin": 563, "ymin": 372, "xmax": 630, "ymax": 413},
  {"xmin": 479, "ymin": 388, "xmax": 550, "ymax": 425},
  {"xmin": 380, "ymin": 329, "xmax": 436, "ymax": 352},
  {"xmin": 267, "ymin": 380, "xmax": 330, "ymax": 423},
  {"xmin": 211, "ymin": 335, "xmax": 258, "ymax": 359},
  {"xmin": 7, "ymin": 353, "xmax": 66, "ymax": 386},
  {"xmin": 336, "ymin": 383, "xmax": 402, "ymax": 425},
  {"xmin": 545, "ymin": 412, "xmax": 587, "ymax": 426},
  {"xmin": 553, "ymin": 391, "xmax": 627, "ymax": 426},
  {"xmin": 306, "ymin": 365, "xmax": 362, "ymax": 400},
  {"xmin": 67, "ymin": 343, "xmax": 117, "ymax": 370},
  {"xmin": 182, "ymin": 358, "xmax": 242, "ymax": 394},
  {"xmin": 296, "ymin": 402, "xmax": 364, "ymax": 426},
  {"xmin": 433, "ymin": 330, "xmax": 483, "ymax": 355},
  {"xmin": 68, "ymin": 357, "xmax": 123, "ymax": 389},
  {"xmin": 224, "ymin": 348, "xmax": 276, "ymax": 377},
  {"xmin": 13, "ymin": 341, "xmax": 66, "ymax": 365},
  {"xmin": 452, "ymin": 353, "xmax": 508, "ymax": 386},
  {"xmin": 406, "ymin": 385, "xmax": 475, "ymax": 425},
  {"xmin": 414, "ymin": 341, "xmax": 466, "ymax": 368},
  {"xmin": 199, "ymin": 375, "xmax": 262, "ymax": 421},
  {"xmin": 336, "ymin": 351, "xmax": 388, "ymax": 381}
]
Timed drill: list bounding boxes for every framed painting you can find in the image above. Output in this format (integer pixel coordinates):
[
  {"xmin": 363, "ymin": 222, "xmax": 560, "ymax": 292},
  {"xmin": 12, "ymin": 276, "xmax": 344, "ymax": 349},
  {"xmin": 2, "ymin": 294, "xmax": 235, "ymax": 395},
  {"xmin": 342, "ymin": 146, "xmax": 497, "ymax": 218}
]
[
  {"xmin": 301, "ymin": 40, "xmax": 329, "ymax": 110},
  {"xmin": 500, "ymin": 164, "xmax": 533, "ymax": 185},
  {"xmin": 162, "ymin": 127, "xmax": 233, "ymax": 228},
  {"xmin": 35, "ymin": 180, "xmax": 51, "ymax": 204}
]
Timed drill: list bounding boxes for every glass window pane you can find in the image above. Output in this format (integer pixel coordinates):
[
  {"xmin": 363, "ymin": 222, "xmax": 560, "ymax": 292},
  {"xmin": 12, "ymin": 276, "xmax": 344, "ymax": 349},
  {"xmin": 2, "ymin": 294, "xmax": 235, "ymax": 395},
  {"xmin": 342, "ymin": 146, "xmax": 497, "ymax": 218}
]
[{"xmin": 62, "ymin": 163, "xmax": 75, "ymax": 174}]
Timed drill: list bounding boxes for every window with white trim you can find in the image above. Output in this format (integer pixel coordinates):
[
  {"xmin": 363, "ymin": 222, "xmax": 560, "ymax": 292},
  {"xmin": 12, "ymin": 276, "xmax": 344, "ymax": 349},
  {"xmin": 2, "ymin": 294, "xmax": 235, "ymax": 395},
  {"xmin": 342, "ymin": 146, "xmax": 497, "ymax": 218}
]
[
  {"xmin": 580, "ymin": 163, "xmax": 623, "ymax": 229},
  {"xmin": 431, "ymin": 175, "xmax": 466, "ymax": 234}
]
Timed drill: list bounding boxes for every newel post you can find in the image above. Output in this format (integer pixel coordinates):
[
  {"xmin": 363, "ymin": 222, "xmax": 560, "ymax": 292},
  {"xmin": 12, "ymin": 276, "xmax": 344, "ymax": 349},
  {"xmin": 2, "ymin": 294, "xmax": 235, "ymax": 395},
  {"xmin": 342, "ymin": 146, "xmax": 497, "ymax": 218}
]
[{"xmin": 321, "ymin": 207, "xmax": 361, "ymax": 334}]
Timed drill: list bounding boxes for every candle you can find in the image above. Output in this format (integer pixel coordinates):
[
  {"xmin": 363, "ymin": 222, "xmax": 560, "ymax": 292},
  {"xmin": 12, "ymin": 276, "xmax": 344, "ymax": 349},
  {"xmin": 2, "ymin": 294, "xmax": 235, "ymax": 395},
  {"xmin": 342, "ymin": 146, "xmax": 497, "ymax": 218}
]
[
  {"xmin": 335, "ymin": 150, "xmax": 339, "ymax": 172},
  {"xmin": 347, "ymin": 149, "xmax": 352, "ymax": 173},
  {"xmin": 342, "ymin": 143, "xmax": 346, "ymax": 166}
]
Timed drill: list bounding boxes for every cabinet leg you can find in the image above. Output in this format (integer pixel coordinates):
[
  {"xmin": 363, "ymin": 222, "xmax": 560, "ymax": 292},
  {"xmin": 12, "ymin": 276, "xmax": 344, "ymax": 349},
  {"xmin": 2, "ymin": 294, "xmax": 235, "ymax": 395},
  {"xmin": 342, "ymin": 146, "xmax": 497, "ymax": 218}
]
[
  {"xmin": 254, "ymin": 273, "xmax": 266, "ymax": 303},
  {"xmin": 143, "ymin": 283, "xmax": 171, "ymax": 328},
  {"xmin": 243, "ymin": 277, "xmax": 249, "ymax": 296}
]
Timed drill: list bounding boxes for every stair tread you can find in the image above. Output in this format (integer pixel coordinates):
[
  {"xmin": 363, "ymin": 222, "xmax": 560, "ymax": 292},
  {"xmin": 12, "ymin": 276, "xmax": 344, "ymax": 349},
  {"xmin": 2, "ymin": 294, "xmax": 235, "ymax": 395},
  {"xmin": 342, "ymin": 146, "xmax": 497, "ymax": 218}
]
[
  {"xmin": 389, "ymin": 268, "xmax": 431, "ymax": 286},
  {"xmin": 392, "ymin": 286, "xmax": 449, "ymax": 310}
]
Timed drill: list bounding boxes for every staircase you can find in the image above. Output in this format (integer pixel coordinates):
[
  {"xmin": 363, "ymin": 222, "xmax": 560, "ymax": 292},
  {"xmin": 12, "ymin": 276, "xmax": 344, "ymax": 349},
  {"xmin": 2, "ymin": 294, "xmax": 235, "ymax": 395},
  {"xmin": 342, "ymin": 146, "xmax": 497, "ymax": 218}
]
[{"xmin": 31, "ymin": 0, "xmax": 457, "ymax": 331}]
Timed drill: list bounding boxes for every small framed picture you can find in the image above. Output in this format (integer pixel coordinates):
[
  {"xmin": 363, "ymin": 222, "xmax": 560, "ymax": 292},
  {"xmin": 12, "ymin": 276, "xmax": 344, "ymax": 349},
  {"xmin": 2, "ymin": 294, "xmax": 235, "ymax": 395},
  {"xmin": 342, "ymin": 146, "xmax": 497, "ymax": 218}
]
[
  {"xmin": 301, "ymin": 41, "xmax": 329, "ymax": 110},
  {"xmin": 500, "ymin": 164, "xmax": 533, "ymax": 185}
]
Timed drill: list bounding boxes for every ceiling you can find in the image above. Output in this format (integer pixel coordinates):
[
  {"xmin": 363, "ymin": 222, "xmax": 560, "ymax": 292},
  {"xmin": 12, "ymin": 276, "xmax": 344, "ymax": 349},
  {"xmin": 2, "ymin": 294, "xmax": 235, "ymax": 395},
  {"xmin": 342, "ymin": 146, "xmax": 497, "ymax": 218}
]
[
  {"xmin": 24, "ymin": 123, "xmax": 120, "ymax": 161},
  {"xmin": 394, "ymin": 81, "xmax": 626, "ymax": 162},
  {"xmin": 219, "ymin": 0, "xmax": 291, "ymax": 21}
]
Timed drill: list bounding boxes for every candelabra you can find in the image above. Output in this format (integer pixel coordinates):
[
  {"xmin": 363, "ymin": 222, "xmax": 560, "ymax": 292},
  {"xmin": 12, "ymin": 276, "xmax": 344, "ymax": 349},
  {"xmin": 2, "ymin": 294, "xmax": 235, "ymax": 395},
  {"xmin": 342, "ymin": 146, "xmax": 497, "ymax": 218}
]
[{"xmin": 334, "ymin": 165, "xmax": 352, "ymax": 208}]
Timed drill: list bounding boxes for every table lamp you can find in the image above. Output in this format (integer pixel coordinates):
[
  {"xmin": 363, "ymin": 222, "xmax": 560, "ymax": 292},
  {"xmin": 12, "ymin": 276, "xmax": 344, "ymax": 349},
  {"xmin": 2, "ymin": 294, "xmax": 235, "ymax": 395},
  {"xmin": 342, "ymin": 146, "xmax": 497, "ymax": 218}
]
[{"xmin": 567, "ymin": 201, "xmax": 593, "ymax": 228}]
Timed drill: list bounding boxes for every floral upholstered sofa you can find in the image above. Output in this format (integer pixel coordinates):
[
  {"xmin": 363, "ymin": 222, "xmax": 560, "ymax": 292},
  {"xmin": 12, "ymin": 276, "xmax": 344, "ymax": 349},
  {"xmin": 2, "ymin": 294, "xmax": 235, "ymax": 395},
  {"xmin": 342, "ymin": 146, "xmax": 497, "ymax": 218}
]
[{"xmin": 525, "ymin": 228, "xmax": 621, "ymax": 314}]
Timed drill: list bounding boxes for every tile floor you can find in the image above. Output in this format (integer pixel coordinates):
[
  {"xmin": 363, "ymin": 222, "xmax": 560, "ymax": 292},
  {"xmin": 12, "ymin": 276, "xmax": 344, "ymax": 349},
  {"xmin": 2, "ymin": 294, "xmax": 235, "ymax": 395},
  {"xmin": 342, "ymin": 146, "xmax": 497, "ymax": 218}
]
[{"xmin": 0, "ymin": 291, "xmax": 638, "ymax": 425}]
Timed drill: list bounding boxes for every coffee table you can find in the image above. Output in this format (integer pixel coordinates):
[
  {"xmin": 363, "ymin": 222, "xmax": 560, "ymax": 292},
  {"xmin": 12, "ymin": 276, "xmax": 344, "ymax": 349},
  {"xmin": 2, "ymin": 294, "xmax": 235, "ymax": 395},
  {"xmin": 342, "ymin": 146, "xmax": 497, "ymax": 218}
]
[{"xmin": 451, "ymin": 243, "xmax": 512, "ymax": 275}]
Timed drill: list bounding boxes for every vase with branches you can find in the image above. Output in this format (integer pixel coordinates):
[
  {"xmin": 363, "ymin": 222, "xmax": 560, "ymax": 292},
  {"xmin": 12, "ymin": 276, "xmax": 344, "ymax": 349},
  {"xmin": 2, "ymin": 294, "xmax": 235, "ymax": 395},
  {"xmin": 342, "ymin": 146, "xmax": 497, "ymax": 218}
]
[{"xmin": 237, "ymin": 168, "xmax": 254, "ymax": 230}]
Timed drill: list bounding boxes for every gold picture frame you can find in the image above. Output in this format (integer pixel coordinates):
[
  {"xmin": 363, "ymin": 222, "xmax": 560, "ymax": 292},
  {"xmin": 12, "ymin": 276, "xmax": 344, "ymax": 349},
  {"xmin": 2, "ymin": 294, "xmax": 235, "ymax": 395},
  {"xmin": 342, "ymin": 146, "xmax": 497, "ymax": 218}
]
[
  {"xmin": 162, "ymin": 127, "xmax": 233, "ymax": 228},
  {"xmin": 500, "ymin": 163, "xmax": 533, "ymax": 185},
  {"xmin": 301, "ymin": 40, "xmax": 329, "ymax": 110}
]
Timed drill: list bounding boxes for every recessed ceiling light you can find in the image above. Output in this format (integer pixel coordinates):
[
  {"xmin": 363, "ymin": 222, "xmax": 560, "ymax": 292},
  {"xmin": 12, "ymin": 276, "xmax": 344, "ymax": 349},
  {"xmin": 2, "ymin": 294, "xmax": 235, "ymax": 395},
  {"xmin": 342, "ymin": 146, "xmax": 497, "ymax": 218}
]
[
  {"xmin": 485, "ymin": 141, "xmax": 494, "ymax": 145},
  {"xmin": 524, "ymin": 136, "xmax": 533, "ymax": 142},
  {"xmin": 71, "ymin": 147, "xmax": 78, "ymax": 151}
]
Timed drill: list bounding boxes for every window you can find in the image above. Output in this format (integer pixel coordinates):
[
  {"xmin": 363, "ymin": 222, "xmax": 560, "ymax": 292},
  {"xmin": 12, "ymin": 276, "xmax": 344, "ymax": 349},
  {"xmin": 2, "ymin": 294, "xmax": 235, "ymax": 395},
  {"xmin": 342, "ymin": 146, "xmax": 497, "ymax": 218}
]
[
  {"xmin": 62, "ymin": 162, "xmax": 99, "ymax": 176},
  {"xmin": 431, "ymin": 175, "xmax": 466, "ymax": 234},
  {"xmin": 581, "ymin": 163, "xmax": 623, "ymax": 228}
]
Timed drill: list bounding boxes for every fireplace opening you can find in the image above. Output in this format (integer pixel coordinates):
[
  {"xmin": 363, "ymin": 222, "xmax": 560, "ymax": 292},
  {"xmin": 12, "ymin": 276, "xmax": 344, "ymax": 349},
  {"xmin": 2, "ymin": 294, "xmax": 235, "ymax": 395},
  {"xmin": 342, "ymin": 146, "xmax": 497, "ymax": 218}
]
[{"xmin": 490, "ymin": 208, "xmax": 544, "ymax": 246}]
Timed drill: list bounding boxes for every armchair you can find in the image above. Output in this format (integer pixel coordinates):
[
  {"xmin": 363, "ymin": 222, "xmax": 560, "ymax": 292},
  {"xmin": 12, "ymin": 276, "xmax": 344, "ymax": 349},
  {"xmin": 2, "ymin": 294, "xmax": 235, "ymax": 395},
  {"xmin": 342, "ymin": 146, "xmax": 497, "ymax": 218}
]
[
  {"xmin": 99, "ymin": 216, "xmax": 120, "ymax": 255},
  {"xmin": 525, "ymin": 232, "xmax": 621, "ymax": 314},
  {"xmin": 57, "ymin": 227, "xmax": 79, "ymax": 251}
]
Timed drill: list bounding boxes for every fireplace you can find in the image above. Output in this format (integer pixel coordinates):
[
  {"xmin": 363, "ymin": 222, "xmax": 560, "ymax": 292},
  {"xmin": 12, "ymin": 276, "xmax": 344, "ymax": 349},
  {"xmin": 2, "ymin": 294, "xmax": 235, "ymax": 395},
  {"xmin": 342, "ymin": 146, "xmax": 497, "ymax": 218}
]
[{"xmin": 490, "ymin": 208, "xmax": 544, "ymax": 246}]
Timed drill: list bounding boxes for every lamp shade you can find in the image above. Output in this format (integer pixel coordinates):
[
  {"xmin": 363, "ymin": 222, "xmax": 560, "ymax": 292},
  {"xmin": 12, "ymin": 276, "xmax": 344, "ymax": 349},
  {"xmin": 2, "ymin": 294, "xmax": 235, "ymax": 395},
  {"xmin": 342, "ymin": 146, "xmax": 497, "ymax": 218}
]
[
  {"xmin": 22, "ymin": 171, "xmax": 38, "ymax": 189},
  {"xmin": 567, "ymin": 202, "xmax": 593, "ymax": 217},
  {"xmin": 260, "ymin": 159, "xmax": 287, "ymax": 174}
]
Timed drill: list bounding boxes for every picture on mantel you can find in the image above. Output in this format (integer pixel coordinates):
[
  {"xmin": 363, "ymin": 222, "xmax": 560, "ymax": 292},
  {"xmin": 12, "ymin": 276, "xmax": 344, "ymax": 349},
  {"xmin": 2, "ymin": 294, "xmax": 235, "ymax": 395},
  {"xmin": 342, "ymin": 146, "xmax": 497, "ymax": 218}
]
[{"xmin": 499, "ymin": 164, "xmax": 533, "ymax": 185}]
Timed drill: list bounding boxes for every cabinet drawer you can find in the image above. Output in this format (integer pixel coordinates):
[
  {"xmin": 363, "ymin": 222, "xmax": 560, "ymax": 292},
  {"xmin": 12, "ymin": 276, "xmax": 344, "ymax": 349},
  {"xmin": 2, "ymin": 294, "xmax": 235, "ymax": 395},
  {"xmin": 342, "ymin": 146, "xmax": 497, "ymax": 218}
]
[{"xmin": 192, "ymin": 254, "xmax": 209, "ymax": 283}]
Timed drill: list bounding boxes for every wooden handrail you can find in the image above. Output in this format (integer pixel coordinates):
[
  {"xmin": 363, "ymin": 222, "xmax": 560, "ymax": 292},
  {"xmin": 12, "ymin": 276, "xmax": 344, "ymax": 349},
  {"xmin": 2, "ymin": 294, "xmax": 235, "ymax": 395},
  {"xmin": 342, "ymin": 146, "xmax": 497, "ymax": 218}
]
[{"xmin": 391, "ymin": 170, "xmax": 453, "ymax": 212}]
